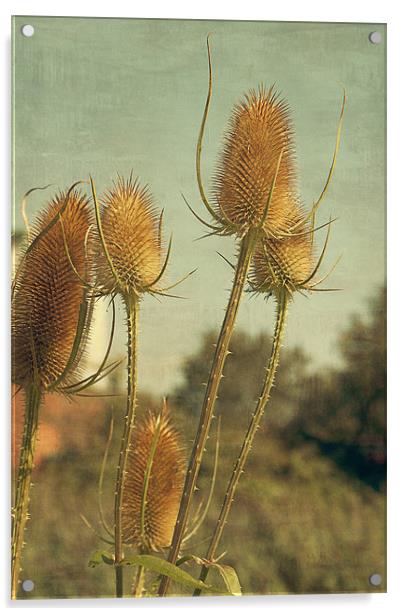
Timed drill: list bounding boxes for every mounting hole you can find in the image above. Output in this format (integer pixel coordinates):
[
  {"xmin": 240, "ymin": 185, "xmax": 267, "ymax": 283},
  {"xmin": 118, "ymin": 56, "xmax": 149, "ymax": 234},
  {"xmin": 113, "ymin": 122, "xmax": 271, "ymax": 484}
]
[
  {"xmin": 21, "ymin": 24, "xmax": 35, "ymax": 38},
  {"xmin": 22, "ymin": 579, "xmax": 34, "ymax": 592},
  {"xmin": 369, "ymin": 573, "xmax": 382, "ymax": 587},
  {"xmin": 369, "ymin": 31, "xmax": 382, "ymax": 45}
]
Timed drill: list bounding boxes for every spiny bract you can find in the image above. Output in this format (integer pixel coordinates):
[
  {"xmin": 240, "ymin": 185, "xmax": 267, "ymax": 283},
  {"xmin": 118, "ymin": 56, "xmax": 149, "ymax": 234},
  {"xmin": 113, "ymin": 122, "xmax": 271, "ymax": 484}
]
[
  {"xmin": 122, "ymin": 411, "xmax": 185, "ymax": 551},
  {"xmin": 12, "ymin": 190, "xmax": 93, "ymax": 390},
  {"xmin": 213, "ymin": 86, "xmax": 299, "ymax": 237},
  {"xmin": 97, "ymin": 175, "xmax": 163, "ymax": 297},
  {"xmin": 251, "ymin": 212, "xmax": 315, "ymax": 298}
]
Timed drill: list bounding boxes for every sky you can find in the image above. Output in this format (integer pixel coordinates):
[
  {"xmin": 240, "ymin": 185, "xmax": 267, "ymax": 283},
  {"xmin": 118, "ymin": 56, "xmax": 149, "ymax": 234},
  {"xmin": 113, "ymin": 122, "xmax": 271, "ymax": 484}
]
[{"xmin": 12, "ymin": 17, "xmax": 386, "ymax": 395}]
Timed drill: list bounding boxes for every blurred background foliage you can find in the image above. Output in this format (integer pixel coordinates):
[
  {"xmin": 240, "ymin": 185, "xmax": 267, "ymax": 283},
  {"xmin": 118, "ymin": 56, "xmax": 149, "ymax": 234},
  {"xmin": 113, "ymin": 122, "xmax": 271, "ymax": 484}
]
[{"xmin": 13, "ymin": 286, "xmax": 386, "ymax": 598}]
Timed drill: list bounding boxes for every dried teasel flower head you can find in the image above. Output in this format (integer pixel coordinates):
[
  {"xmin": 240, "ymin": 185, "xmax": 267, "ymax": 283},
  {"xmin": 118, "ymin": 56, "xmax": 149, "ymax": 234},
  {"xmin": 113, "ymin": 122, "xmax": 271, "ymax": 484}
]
[
  {"xmin": 189, "ymin": 39, "xmax": 302, "ymax": 241},
  {"xmin": 95, "ymin": 174, "xmax": 166, "ymax": 299},
  {"xmin": 122, "ymin": 407, "xmax": 186, "ymax": 551},
  {"xmin": 212, "ymin": 86, "xmax": 299, "ymax": 238},
  {"xmin": 12, "ymin": 188, "xmax": 94, "ymax": 391},
  {"xmin": 248, "ymin": 85, "xmax": 346, "ymax": 300},
  {"xmin": 250, "ymin": 211, "xmax": 339, "ymax": 300},
  {"xmin": 192, "ymin": 38, "xmax": 345, "ymax": 255}
]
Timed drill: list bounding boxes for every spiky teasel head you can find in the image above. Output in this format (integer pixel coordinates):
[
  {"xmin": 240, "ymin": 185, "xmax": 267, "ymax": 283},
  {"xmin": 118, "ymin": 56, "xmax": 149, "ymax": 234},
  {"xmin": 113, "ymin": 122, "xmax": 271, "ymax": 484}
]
[
  {"xmin": 212, "ymin": 86, "xmax": 299, "ymax": 238},
  {"xmin": 121, "ymin": 408, "xmax": 186, "ymax": 551},
  {"xmin": 192, "ymin": 37, "xmax": 345, "ymax": 257},
  {"xmin": 190, "ymin": 39, "xmax": 302, "ymax": 242},
  {"xmin": 95, "ymin": 174, "xmax": 167, "ymax": 299},
  {"xmin": 250, "ymin": 209, "xmax": 339, "ymax": 301},
  {"xmin": 12, "ymin": 188, "xmax": 94, "ymax": 391}
]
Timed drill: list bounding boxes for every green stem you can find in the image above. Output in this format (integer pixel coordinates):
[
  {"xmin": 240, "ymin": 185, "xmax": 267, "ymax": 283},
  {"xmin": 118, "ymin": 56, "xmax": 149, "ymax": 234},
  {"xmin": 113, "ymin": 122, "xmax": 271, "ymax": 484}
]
[
  {"xmin": 114, "ymin": 294, "xmax": 139, "ymax": 598},
  {"xmin": 194, "ymin": 289, "xmax": 289, "ymax": 595},
  {"xmin": 158, "ymin": 234, "xmax": 256, "ymax": 596},
  {"xmin": 11, "ymin": 384, "xmax": 41, "ymax": 599},
  {"xmin": 133, "ymin": 564, "xmax": 145, "ymax": 598}
]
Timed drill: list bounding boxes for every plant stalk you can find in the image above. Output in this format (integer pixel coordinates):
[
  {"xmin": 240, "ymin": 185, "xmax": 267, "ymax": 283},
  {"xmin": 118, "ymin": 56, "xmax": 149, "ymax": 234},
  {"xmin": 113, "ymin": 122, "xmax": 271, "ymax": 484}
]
[
  {"xmin": 194, "ymin": 289, "xmax": 289, "ymax": 595},
  {"xmin": 114, "ymin": 293, "xmax": 139, "ymax": 597},
  {"xmin": 158, "ymin": 233, "xmax": 256, "ymax": 596},
  {"xmin": 11, "ymin": 384, "xmax": 41, "ymax": 599},
  {"xmin": 133, "ymin": 564, "xmax": 145, "ymax": 597}
]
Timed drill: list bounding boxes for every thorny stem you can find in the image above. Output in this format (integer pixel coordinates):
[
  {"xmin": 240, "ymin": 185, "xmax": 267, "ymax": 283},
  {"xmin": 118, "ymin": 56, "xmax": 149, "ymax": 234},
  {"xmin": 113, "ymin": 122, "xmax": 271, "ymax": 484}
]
[
  {"xmin": 194, "ymin": 289, "xmax": 289, "ymax": 595},
  {"xmin": 114, "ymin": 294, "xmax": 139, "ymax": 597},
  {"xmin": 11, "ymin": 384, "xmax": 41, "ymax": 599},
  {"xmin": 158, "ymin": 233, "xmax": 257, "ymax": 596}
]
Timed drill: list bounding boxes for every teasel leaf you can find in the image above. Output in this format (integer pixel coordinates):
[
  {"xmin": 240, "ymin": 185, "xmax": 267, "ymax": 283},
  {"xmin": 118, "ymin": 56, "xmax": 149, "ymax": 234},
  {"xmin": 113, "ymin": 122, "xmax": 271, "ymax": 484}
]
[
  {"xmin": 206, "ymin": 563, "xmax": 242, "ymax": 596},
  {"xmin": 88, "ymin": 549, "xmax": 115, "ymax": 567},
  {"xmin": 192, "ymin": 556, "xmax": 242, "ymax": 597},
  {"xmin": 120, "ymin": 555, "xmax": 227, "ymax": 593},
  {"xmin": 175, "ymin": 554, "xmax": 242, "ymax": 596},
  {"xmin": 87, "ymin": 551, "xmax": 226, "ymax": 593}
]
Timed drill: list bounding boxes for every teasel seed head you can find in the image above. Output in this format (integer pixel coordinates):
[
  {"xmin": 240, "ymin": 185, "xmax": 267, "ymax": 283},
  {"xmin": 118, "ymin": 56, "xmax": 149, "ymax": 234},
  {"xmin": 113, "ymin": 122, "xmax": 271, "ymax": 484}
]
[
  {"xmin": 122, "ymin": 409, "xmax": 186, "ymax": 551},
  {"xmin": 212, "ymin": 86, "xmax": 299, "ymax": 238},
  {"xmin": 248, "ymin": 86, "xmax": 346, "ymax": 299},
  {"xmin": 96, "ymin": 174, "xmax": 164, "ymax": 298},
  {"xmin": 251, "ymin": 212, "xmax": 316, "ymax": 300},
  {"xmin": 12, "ymin": 189, "xmax": 94, "ymax": 390}
]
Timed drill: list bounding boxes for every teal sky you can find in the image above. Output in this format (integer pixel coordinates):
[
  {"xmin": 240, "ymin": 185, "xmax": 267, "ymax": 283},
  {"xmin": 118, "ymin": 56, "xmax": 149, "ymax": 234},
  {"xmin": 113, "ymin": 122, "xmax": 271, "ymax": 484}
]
[{"xmin": 12, "ymin": 17, "xmax": 386, "ymax": 395}]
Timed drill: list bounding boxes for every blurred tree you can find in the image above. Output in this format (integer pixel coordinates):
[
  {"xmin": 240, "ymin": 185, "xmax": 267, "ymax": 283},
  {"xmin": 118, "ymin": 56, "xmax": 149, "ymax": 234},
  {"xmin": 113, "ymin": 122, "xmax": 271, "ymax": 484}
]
[
  {"xmin": 173, "ymin": 330, "xmax": 312, "ymax": 430},
  {"xmin": 285, "ymin": 286, "xmax": 386, "ymax": 489},
  {"xmin": 174, "ymin": 286, "xmax": 386, "ymax": 489}
]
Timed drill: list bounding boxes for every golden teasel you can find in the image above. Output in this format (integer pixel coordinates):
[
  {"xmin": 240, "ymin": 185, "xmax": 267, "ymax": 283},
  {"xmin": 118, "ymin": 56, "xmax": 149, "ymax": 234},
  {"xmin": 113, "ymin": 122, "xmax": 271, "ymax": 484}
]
[
  {"xmin": 212, "ymin": 86, "xmax": 299, "ymax": 238},
  {"xmin": 12, "ymin": 188, "xmax": 93, "ymax": 390},
  {"xmin": 122, "ymin": 410, "xmax": 186, "ymax": 551},
  {"xmin": 250, "ymin": 210, "xmax": 341, "ymax": 300},
  {"xmin": 11, "ymin": 184, "xmax": 97, "ymax": 599},
  {"xmin": 90, "ymin": 174, "xmax": 192, "ymax": 596},
  {"xmin": 96, "ymin": 174, "xmax": 164, "ymax": 298},
  {"xmin": 195, "ymin": 88, "xmax": 346, "ymax": 596},
  {"xmin": 251, "ymin": 213, "xmax": 315, "ymax": 298}
]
